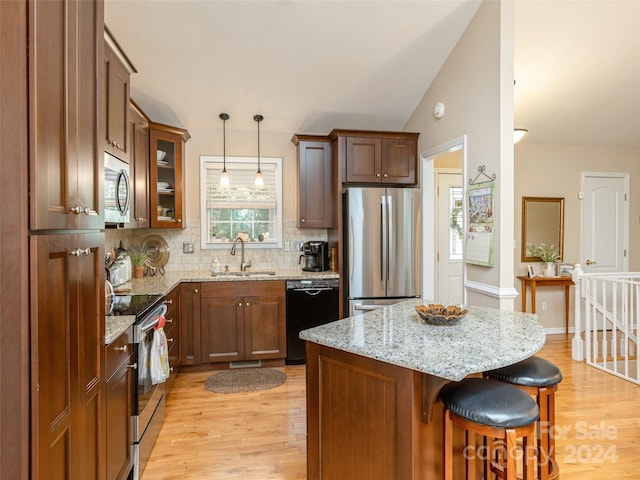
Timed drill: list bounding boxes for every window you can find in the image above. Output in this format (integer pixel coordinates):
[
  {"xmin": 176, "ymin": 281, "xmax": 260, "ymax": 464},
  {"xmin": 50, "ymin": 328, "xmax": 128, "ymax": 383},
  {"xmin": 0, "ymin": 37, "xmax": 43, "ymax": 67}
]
[{"xmin": 200, "ymin": 156, "xmax": 282, "ymax": 249}]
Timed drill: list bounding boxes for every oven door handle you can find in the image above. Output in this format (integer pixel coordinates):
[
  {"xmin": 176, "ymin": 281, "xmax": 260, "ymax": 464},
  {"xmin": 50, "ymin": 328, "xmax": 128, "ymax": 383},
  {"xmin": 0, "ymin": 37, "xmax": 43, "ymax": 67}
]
[{"xmin": 139, "ymin": 304, "xmax": 168, "ymax": 333}]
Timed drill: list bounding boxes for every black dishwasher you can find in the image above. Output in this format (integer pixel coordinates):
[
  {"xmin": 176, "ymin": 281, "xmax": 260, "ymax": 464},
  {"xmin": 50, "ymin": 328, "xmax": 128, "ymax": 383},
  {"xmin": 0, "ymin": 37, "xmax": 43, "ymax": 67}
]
[{"xmin": 286, "ymin": 278, "xmax": 339, "ymax": 364}]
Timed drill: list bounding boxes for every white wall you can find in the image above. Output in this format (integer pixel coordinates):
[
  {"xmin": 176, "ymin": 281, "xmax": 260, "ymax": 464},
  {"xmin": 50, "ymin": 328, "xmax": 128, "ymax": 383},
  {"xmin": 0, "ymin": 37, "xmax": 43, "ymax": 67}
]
[
  {"xmin": 405, "ymin": 0, "xmax": 516, "ymax": 309},
  {"xmin": 183, "ymin": 127, "xmax": 299, "ymax": 223},
  {"xmin": 514, "ymin": 142, "xmax": 640, "ymax": 330}
]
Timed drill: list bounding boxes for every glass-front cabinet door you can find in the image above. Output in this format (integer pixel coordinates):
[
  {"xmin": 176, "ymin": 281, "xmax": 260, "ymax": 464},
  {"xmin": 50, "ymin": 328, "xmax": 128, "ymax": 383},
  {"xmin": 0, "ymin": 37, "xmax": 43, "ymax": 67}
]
[{"xmin": 149, "ymin": 123, "xmax": 190, "ymax": 228}]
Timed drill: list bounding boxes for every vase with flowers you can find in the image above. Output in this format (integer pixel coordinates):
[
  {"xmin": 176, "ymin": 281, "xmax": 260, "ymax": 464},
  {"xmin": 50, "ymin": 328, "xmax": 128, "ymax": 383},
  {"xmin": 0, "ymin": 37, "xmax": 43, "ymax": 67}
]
[{"xmin": 526, "ymin": 243, "xmax": 560, "ymax": 277}]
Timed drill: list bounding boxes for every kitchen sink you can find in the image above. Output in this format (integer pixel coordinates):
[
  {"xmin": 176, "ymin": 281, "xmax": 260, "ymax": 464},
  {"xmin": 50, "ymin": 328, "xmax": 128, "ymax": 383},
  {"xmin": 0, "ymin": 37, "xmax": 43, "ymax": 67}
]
[{"xmin": 211, "ymin": 270, "xmax": 277, "ymax": 278}]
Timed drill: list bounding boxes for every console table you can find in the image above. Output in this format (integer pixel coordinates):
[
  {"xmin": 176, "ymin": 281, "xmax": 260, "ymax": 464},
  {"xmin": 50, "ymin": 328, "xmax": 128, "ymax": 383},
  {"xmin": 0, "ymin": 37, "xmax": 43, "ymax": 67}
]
[{"xmin": 517, "ymin": 275, "xmax": 574, "ymax": 333}]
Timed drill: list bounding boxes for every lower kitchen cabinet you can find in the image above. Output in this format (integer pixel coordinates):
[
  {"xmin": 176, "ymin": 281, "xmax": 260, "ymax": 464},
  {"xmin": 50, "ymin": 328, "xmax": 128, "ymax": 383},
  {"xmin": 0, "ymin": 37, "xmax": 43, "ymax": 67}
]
[
  {"xmin": 163, "ymin": 286, "xmax": 181, "ymax": 392},
  {"xmin": 181, "ymin": 281, "xmax": 286, "ymax": 367},
  {"xmin": 105, "ymin": 328, "xmax": 134, "ymax": 480},
  {"xmin": 30, "ymin": 232, "xmax": 105, "ymax": 479},
  {"xmin": 180, "ymin": 282, "xmax": 201, "ymax": 366}
]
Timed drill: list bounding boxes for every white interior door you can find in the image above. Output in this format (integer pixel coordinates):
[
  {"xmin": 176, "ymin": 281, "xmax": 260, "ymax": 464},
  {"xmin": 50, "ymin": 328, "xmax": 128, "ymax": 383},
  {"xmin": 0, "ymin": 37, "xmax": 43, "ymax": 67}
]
[
  {"xmin": 581, "ymin": 173, "xmax": 629, "ymax": 273},
  {"xmin": 436, "ymin": 171, "xmax": 463, "ymax": 304}
]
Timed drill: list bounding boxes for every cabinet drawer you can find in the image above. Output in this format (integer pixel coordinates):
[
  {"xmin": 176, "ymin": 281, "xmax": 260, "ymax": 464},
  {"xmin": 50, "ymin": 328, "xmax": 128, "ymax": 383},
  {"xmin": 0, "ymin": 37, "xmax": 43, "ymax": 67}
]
[
  {"xmin": 201, "ymin": 280, "xmax": 285, "ymax": 298},
  {"xmin": 106, "ymin": 327, "xmax": 133, "ymax": 380}
]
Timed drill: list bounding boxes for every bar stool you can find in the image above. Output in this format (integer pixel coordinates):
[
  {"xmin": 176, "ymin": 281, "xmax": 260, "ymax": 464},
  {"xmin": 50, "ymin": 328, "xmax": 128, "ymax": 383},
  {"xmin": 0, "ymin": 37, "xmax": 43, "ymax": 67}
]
[
  {"xmin": 440, "ymin": 378, "xmax": 540, "ymax": 480},
  {"xmin": 484, "ymin": 356, "xmax": 563, "ymax": 480}
]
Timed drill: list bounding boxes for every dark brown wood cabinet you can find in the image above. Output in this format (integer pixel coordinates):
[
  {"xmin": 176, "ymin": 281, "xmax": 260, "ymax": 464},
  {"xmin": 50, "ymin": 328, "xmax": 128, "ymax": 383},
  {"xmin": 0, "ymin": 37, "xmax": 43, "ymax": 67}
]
[
  {"xmin": 149, "ymin": 123, "xmax": 190, "ymax": 229},
  {"xmin": 127, "ymin": 101, "xmax": 150, "ymax": 228},
  {"xmin": 105, "ymin": 328, "xmax": 134, "ymax": 480},
  {"xmin": 291, "ymin": 134, "xmax": 333, "ymax": 228},
  {"xmin": 29, "ymin": 0, "xmax": 103, "ymax": 231},
  {"xmin": 31, "ymin": 232, "xmax": 105, "ymax": 480},
  {"xmin": 103, "ymin": 28, "xmax": 136, "ymax": 162},
  {"xmin": 184, "ymin": 282, "xmax": 286, "ymax": 366},
  {"xmin": 163, "ymin": 286, "xmax": 181, "ymax": 392},
  {"xmin": 180, "ymin": 283, "xmax": 202, "ymax": 366},
  {"xmin": 330, "ymin": 130, "xmax": 419, "ymax": 186}
]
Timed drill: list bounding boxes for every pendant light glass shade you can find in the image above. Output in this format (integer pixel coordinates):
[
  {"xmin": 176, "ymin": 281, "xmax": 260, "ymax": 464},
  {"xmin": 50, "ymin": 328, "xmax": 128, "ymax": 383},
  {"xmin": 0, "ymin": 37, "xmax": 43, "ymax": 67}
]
[
  {"xmin": 254, "ymin": 114, "xmax": 264, "ymax": 187},
  {"xmin": 513, "ymin": 128, "xmax": 528, "ymax": 144},
  {"xmin": 219, "ymin": 113, "xmax": 230, "ymax": 186}
]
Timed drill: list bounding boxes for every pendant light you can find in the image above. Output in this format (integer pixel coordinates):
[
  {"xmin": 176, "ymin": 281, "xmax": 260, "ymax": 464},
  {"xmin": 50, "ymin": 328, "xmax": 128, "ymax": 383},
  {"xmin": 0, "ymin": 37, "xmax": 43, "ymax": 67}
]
[
  {"xmin": 253, "ymin": 114, "xmax": 264, "ymax": 187},
  {"xmin": 219, "ymin": 113, "xmax": 230, "ymax": 186}
]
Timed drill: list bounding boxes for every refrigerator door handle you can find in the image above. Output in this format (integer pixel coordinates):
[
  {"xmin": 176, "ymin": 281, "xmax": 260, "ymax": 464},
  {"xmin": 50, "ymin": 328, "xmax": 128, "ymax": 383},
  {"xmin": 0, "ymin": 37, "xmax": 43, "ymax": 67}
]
[
  {"xmin": 386, "ymin": 195, "xmax": 393, "ymax": 283},
  {"xmin": 380, "ymin": 199, "xmax": 384, "ymax": 282}
]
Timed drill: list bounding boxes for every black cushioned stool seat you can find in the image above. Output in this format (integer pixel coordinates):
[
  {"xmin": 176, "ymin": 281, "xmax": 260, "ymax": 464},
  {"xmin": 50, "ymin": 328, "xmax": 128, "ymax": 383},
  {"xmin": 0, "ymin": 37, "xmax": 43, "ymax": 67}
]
[
  {"xmin": 441, "ymin": 378, "xmax": 540, "ymax": 480},
  {"xmin": 485, "ymin": 357, "xmax": 563, "ymax": 480}
]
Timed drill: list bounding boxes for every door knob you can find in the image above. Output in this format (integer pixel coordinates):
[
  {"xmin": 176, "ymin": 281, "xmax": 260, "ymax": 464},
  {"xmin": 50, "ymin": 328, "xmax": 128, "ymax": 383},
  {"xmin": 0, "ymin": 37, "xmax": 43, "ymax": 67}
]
[{"xmin": 585, "ymin": 259, "xmax": 597, "ymax": 265}]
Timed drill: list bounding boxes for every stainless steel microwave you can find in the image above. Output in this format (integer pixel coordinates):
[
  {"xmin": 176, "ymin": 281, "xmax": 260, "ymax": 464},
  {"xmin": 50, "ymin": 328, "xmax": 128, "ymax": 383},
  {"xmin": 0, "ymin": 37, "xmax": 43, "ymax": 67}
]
[{"xmin": 104, "ymin": 152, "xmax": 130, "ymax": 224}]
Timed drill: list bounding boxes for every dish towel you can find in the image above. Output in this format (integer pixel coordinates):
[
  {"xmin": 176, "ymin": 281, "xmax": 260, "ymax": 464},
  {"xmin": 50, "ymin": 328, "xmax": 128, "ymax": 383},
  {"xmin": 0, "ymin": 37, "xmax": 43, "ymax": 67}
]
[{"xmin": 150, "ymin": 315, "xmax": 170, "ymax": 385}]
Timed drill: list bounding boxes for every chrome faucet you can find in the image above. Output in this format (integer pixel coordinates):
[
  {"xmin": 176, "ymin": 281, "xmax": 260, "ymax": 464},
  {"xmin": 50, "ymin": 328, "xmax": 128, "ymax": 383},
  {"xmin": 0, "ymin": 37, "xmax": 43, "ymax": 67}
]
[{"xmin": 230, "ymin": 237, "xmax": 251, "ymax": 271}]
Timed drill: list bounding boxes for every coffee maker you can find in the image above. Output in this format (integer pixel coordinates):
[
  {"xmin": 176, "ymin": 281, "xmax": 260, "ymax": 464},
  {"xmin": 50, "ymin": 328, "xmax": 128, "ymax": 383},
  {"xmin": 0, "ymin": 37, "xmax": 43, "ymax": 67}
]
[{"xmin": 299, "ymin": 241, "xmax": 330, "ymax": 272}]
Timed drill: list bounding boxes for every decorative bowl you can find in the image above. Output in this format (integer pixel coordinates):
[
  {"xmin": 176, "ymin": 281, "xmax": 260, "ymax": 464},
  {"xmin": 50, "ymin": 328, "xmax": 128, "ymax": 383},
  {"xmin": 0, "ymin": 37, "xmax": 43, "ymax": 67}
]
[
  {"xmin": 415, "ymin": 304, "xmax": 468, "ymax": 326},
  {"xmin": 157, "ymin": 150, "xmax": 167, "ymax": 161}
]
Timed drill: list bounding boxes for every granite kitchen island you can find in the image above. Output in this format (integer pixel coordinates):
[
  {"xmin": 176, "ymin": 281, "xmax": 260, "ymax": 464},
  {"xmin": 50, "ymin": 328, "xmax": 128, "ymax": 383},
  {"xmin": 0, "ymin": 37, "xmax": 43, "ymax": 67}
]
[{"xmin": 300, "ymin": 299, "xmax": 545, "ymax": 480}]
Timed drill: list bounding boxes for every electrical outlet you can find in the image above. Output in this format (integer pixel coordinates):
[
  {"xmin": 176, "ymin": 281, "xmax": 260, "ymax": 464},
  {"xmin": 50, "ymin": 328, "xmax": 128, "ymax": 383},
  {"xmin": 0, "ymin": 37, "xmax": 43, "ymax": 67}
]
[
  {"xmin": 295, "ymin": 240, "xmax": 304, "ymax": 251},
  {"xmin": 183, "ymin": 242, "xmax": 194, "ymax": 254},
  {"xmin": 284, "ymin": 241, "xmax": 291, "ymax": 252},
  {"xmin": 541, "ymin": 301, "xmax": 548, "ymax": 311}
]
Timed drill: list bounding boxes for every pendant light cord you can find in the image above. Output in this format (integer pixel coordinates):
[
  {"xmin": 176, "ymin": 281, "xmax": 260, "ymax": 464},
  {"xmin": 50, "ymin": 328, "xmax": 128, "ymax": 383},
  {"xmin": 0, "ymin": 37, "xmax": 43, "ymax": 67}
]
[
  {"xmin": 219, "ymin": 113, "xmax": 229, "ymax": 172},
  {"xmin": 254, "ymin": 114, "xmax": 263, "ymax": 174}
]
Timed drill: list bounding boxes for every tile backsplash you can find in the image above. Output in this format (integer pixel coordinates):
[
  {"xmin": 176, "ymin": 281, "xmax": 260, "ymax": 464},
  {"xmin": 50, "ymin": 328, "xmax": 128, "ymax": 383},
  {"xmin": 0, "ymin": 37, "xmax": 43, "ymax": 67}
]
[{"xmin": 105, "ymin": 220, "xmax": 328, "ymax": 273}]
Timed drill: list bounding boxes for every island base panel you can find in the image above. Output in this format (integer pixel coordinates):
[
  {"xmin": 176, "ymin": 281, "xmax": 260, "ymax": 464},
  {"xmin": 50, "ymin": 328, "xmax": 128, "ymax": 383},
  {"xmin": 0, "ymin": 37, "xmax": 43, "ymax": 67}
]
[{"xmin": 306, "ymin": 342, "xmax": 474, "ymax": 480}]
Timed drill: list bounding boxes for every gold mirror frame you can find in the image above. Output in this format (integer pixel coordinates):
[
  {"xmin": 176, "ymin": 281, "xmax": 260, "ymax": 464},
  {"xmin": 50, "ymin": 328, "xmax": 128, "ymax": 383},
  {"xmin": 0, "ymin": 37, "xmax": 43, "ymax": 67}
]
[{"xmin": 521, "ymin": 196, "xmax": 564, "ymax": 262}]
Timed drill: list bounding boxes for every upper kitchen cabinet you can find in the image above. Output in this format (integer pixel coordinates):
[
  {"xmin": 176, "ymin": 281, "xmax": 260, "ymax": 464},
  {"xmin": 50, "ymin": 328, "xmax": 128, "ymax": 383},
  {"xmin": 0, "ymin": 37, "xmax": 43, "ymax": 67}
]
[
  {"xmin": 127, "ymin": 101, "xmax": 150, "ymax": 228},
  {"xmin": 29, "ymin": 0, "xmax": 104, "ymax": 231},
  {"xmin": 149, "ymin": 122, "xmax": 190, "ymax": 229},
  {"xmin": 291, "ymin": 134, "xmax": 333, "ymax": 228},
  {"xmin": 103, "ymin": 27, "xmax": 136, "ymax": 163},
  {"xmin": 330, "ymin": 130, "xmax": 419, "ymax": 186}
]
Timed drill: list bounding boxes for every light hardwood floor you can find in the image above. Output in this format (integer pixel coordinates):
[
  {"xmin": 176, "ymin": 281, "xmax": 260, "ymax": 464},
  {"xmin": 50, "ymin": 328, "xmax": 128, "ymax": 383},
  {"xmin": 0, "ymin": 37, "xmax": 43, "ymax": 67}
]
[{"xmin": 141, "ymin": 335, "xmax": 640, "ymax": 479}]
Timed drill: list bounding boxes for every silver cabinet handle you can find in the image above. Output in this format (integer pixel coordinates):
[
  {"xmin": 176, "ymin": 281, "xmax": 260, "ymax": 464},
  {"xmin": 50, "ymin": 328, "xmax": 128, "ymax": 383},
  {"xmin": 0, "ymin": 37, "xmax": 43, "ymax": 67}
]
[
  {"xmin": 167, "ymin": 337, "xmax": 174, "ymax": 343},
  {"xmin": 114, "ymin": 345, "xmax": 127, "ymax": 352},
  {"xmin": 127, "ymin": 363, "xmax": 137, "ymax": 370},
  {"xmin": 301, "ymin": 218, "xmax": 306, "ymax": 223},
  {"xmin": 246, "ymin": 302, "xmax": 250, "ymax": 307},
  {"xmin": 164, "ymin": 299, "xmax": 173, "ymax": 305},
  {"xmin": 194, "ymin": 289, "xmax": 198, "ymax": 293},
  {"xmin": 383, "ymin": 173, "xmax": 388, "ymax": 178},
  {"xmin": 238, "ymin": 302, "xmax": 242, "ymax": 307},
  {"xmin": 165, "ymin": 318, "xmax": 173, "ymax": 324},
  {"xmin": 69, "ymin": 205, "xmax": 90, "ymax": 215},
  {"xmin": 169, "ymin": 367, "xmax": 174, "ymax": 372},
  {"xmin": 69, "ymin": 248, "xmax": 90, "ymax": 257},
  {"xmin": 376, "ymin": 173, "xmax": 381, "ymax": 178}
]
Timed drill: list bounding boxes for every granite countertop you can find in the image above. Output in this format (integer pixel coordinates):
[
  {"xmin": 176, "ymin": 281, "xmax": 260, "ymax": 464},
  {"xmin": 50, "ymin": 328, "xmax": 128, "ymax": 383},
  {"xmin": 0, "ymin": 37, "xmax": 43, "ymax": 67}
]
[
  {"xmin": 105, "ymin": 268, "xmax": 339, "ymax": 344},
  {"xmin": 105, "ymin": 315, "xmax": 135, "ymax": 345},
  {"xmin": 112, "ymin": 269, "xmax": 339, "ymax": 296},
  {"xmin": 299, "ymin": 298, "xmax": 545, "ymax": 381}
]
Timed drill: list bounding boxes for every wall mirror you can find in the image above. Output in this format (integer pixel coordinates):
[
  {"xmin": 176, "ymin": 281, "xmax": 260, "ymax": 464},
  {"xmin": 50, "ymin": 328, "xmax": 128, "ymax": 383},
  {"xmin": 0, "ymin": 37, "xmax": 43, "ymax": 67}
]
[{"xmin": 521, "ymin": 196, "xmax": 564, "ymax": 262}]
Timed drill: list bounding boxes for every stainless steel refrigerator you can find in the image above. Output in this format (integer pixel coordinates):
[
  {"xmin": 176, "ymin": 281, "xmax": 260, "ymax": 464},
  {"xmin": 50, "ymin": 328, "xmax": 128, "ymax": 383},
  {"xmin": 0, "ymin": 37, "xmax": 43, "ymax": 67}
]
[{"xmin": 344, "ymin": 187, "xmax": 421, "ymax": 316}]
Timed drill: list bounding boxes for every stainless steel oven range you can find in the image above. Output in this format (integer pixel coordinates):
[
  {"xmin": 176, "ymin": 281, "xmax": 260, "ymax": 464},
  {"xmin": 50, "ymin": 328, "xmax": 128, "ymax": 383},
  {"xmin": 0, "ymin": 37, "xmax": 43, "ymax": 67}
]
[{"xmin": 110, "ymin": 293, "xmax": 166, "ymax": 480}]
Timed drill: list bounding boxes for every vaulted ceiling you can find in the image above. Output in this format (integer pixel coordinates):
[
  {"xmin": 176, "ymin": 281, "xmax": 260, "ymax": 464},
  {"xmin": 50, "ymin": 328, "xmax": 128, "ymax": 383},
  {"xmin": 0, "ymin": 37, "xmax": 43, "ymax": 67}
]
[{"xmin": 105, "ymin": 0, "xmax": 640, "ymax": 148}]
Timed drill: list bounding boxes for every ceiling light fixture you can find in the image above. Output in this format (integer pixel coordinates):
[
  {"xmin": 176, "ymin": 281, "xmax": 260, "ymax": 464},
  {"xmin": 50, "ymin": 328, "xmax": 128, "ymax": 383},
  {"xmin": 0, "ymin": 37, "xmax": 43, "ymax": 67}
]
[
  {"xmin": 219, "ymin": 113, "xmax": 230, "ymax": 186},
  {"xmin": 253, "ymin": 114, "xmax": 264, "ymax": 187},
  {"xmin": 514, "ymin": 128, "xmax": 528, "ymax": 144}
]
